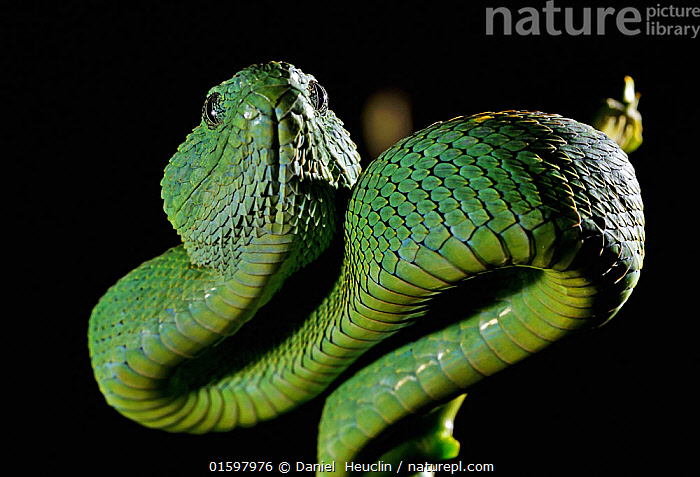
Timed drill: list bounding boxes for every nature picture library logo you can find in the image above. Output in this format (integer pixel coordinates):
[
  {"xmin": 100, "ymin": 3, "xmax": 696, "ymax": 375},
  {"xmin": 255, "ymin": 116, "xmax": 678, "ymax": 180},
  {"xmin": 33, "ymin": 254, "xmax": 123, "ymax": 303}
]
[{"xmin": 485, "ymin": 1, "xmax": 700, "ymax": 38}]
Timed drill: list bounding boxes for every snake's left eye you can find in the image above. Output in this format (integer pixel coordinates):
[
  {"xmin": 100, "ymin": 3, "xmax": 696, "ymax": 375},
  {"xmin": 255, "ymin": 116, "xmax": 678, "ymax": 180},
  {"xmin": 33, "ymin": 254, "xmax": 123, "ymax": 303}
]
[
  {"xmin": 202, "ymin": 92, "xmax": 223, "ymax": 127},
  {"xmin": 309, "ymin": 81, "xmax": 328, "ymax": 116}
]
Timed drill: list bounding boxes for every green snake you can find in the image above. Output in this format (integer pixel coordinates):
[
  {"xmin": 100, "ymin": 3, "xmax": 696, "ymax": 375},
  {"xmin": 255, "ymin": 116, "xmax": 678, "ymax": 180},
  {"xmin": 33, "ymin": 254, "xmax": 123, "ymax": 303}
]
[{"xmin": 88, "ymin": 61, "xmax": 644, "ymax": 471}]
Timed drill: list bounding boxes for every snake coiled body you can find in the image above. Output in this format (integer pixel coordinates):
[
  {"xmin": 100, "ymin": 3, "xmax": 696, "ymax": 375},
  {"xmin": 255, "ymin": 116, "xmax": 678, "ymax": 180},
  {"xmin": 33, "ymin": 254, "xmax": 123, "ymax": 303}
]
[{"xmin": 88, "ymin": 62, "xmax": 644, "ymax": 470}]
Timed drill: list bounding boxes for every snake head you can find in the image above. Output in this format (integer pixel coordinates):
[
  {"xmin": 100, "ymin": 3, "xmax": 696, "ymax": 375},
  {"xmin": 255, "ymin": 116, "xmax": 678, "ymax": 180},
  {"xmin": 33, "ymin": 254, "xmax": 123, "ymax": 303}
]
[{"xmin": 161, "ymin": 62, "xmax": 361, "ymax": 272}]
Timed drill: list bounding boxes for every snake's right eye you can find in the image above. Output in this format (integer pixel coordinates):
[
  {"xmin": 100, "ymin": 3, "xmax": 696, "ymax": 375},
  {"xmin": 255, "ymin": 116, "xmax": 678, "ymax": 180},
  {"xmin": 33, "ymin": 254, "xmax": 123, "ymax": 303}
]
[
  {"xmin": 308, "ymin": 81, "xmax": 328, "ymax": 116},
  {"xmin": 202, "ymin": 92, "xmax": 223, "ymax": 127}
]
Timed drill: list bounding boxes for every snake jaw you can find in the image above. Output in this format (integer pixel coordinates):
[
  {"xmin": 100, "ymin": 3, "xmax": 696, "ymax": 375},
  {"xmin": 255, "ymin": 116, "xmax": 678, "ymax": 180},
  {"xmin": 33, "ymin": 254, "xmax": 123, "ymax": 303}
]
[{"xmin": 291, "ymin": 109, "xmax": 362, "ymax": 189}]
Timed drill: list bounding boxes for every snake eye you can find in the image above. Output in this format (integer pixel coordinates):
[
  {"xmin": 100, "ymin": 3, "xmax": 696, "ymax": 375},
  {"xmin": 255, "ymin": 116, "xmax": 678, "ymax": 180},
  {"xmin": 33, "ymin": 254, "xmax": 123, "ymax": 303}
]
[
  {"xmin": 202, "ymin": 92, "xmax": 223, "ymax": 127},
  {"xmin": 308, "ymin": 81, "xmax": 328, "ymax": 116}
]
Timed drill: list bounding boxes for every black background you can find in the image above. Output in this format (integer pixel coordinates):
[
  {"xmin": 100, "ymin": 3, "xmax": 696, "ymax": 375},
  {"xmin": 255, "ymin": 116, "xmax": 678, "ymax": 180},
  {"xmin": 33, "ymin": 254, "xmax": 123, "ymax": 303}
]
[{"xmin": 10, "ymin": 1, "xmax": 695, "ymax": 475}]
